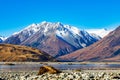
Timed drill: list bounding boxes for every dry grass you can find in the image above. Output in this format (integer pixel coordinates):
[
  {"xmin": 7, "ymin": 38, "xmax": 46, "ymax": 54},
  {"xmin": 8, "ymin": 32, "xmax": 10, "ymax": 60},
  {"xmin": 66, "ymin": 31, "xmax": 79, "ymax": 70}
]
[{"xmin": 0, "ymin": 44, "xmax": 55, "ymax": 62}]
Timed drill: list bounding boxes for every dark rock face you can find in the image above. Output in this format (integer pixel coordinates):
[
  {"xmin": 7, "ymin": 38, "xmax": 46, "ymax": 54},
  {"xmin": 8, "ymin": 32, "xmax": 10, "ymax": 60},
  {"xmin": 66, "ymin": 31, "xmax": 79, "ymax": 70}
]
[
  {"xmin": 59, "ymin": 26, "xmax": 120, "ymax": 62},
  {"xmin": 0, "ymin": 39, "xmax": 2, "ymax": 43},
  {"xmin": 4, "ymin": 35, "xmax": 21, "ymax": 44}
]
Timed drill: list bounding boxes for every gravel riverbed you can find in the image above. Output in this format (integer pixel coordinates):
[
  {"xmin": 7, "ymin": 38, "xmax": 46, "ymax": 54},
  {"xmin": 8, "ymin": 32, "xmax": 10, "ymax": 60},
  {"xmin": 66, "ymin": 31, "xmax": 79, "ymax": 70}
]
[{"xmin": 1, "ymin": 70, "xmax": 120, "ymax": 80}]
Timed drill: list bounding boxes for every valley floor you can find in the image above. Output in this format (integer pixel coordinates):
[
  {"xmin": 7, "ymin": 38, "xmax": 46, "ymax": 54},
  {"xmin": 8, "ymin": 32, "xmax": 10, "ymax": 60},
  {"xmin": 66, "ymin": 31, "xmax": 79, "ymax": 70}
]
[{"xmin": 0, "ymin": 62, "xmax": 120, "ymax": 80}]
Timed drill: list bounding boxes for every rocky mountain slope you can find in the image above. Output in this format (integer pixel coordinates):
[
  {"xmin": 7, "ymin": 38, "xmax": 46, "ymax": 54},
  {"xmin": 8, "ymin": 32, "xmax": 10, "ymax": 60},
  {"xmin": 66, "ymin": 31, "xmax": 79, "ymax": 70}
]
[
  {"xmin": 4, "ymin": 22, "xmax": 100, "ymax": 57},
  {"xmin": 0, "ymin": 38, "xmax": 2, "ymax": 43},
  {"xmin": 59, "ymin": 26, "xmax": 120, "ymax": 62},
  {"xmin": 0, "ymin": 44, "xmax": 55, "ymax": 62}
]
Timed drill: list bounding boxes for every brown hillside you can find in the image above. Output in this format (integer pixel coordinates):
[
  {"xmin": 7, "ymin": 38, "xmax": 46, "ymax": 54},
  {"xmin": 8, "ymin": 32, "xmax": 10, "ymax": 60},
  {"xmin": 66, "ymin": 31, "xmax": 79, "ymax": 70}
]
[
  {"xmin": 0, "ymin": 44, "xmax": 55, "ymax": 62},
  {"xmin": 59, "ymin": 26, "xmax": 120, "ymax": 61},
  {"xmin": 21, "ymin": 33, "xmax": 77, "ymax": 57}
]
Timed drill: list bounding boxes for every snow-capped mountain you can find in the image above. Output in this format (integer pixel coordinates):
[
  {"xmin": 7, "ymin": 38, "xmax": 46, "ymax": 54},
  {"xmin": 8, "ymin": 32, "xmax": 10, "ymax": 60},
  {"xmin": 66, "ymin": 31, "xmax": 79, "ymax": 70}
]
[
  {"xmin": 86, "ymin": 28, "xmax": 112, "ymax": 38},
  {"xmin": 0, "ymin": 35, "xmax": 6, "ymax": 43},
  {"xmin": 59, "ymin": 26, "xmax": 120, "ymax": 61},
  {"xmin": 4, "ymin": 21, "xmax": 60, "ymax": 44},
  {"xmin": 56, "ymin": 24, "xmax": 101, "ymax": 48},
  {"xmin": 4, "ymin": 21, "xmax": 100, "ymax": 57}
]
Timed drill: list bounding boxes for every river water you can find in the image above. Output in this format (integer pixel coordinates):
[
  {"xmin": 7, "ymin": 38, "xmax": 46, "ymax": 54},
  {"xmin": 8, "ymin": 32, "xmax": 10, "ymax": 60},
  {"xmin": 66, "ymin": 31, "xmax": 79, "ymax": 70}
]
[{"xmin": 0, "ymin": 63, "xmax": 120, "ymax": 71}]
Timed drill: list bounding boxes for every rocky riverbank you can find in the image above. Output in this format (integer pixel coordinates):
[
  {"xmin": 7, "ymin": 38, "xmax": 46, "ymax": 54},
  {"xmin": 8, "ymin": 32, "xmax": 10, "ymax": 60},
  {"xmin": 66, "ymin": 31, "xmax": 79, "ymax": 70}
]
[{"xmin": 0, "ymin": 70, "xmax": 120, "ymax": 80}]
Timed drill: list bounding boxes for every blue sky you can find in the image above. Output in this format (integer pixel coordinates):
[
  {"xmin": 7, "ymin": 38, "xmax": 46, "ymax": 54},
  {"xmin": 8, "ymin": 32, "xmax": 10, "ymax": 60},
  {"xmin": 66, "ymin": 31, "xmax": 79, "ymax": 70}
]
[{"xmin": 0, "ymin": 0, "xmax": 120, "ymax": 37}]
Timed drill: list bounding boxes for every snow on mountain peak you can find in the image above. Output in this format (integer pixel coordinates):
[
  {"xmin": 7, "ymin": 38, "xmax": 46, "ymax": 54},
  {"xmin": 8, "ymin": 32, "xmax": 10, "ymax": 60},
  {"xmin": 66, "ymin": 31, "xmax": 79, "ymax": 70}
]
[
  {"xmin": 86, "ymin": 28, "xmax": 112, "ymax": 38},
  {"xmin": 65, "ymin": 25, "xmax": 80, "ymax": 35},
  {"xmin": 8, "ymin": 21, "xmax": 101, "ymax": 46},
  {"xmin": 4, "ymin": 21, "xmax": 101, "ymax": 57},
  {"xmin": 41, "ymin": 21, "xmax": 47, "ymax": 24},
  {"xmin": 0, "ymin": 35, "xmax": 6, "ymax": 41},
  {"xmin": 12, "ymin": 21, "xmax": 64, "ymax": 39}
]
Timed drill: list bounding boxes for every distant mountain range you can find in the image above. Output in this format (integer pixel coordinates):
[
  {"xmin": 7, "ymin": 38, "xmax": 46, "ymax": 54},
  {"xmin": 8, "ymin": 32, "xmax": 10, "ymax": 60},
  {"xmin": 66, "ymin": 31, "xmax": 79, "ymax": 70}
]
[
  {"xmin": 59, "ymin": 26, "xmax": 120, "ymax": 62},
  {"xmin": 3, "ymin": 21, "xmax": 101, "ymax": 58},
  {"xmin": 86, "ymin": 28, "xmax": 112, "ymax": 38},
  {"xmin": 1, "ymin": 21, "xmax": 117, "ymax": 62},
  {"xmin": 0, "ymin": 44, "xmax": 55, "ymax": 62}
]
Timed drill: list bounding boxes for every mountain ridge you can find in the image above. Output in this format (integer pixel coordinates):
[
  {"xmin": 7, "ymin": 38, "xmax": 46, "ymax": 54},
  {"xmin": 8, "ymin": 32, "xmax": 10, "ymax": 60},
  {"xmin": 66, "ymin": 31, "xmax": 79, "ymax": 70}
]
[
  {"xmin": 4, "ymin": 21, "xmax": 101, "ymax": 57},
  {"xmin": 59, "ymin": 26, "xmax": 120, "ymax": 61}
]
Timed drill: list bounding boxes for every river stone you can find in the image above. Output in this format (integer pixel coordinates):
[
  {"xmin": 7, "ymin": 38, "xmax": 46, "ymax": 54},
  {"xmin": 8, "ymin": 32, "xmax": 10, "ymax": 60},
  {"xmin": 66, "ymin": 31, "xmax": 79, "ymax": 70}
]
[{"xmin": 38, "ymin": 66, "xmax": 61, "ymax": 75}]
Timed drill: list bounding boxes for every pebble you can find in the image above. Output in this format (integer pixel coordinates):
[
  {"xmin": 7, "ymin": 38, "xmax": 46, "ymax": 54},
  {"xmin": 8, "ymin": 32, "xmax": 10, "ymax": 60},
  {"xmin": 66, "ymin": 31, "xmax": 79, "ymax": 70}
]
[{"xmin": 1, "ymin": 71, "xmax": 120, "ymax": 80}]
